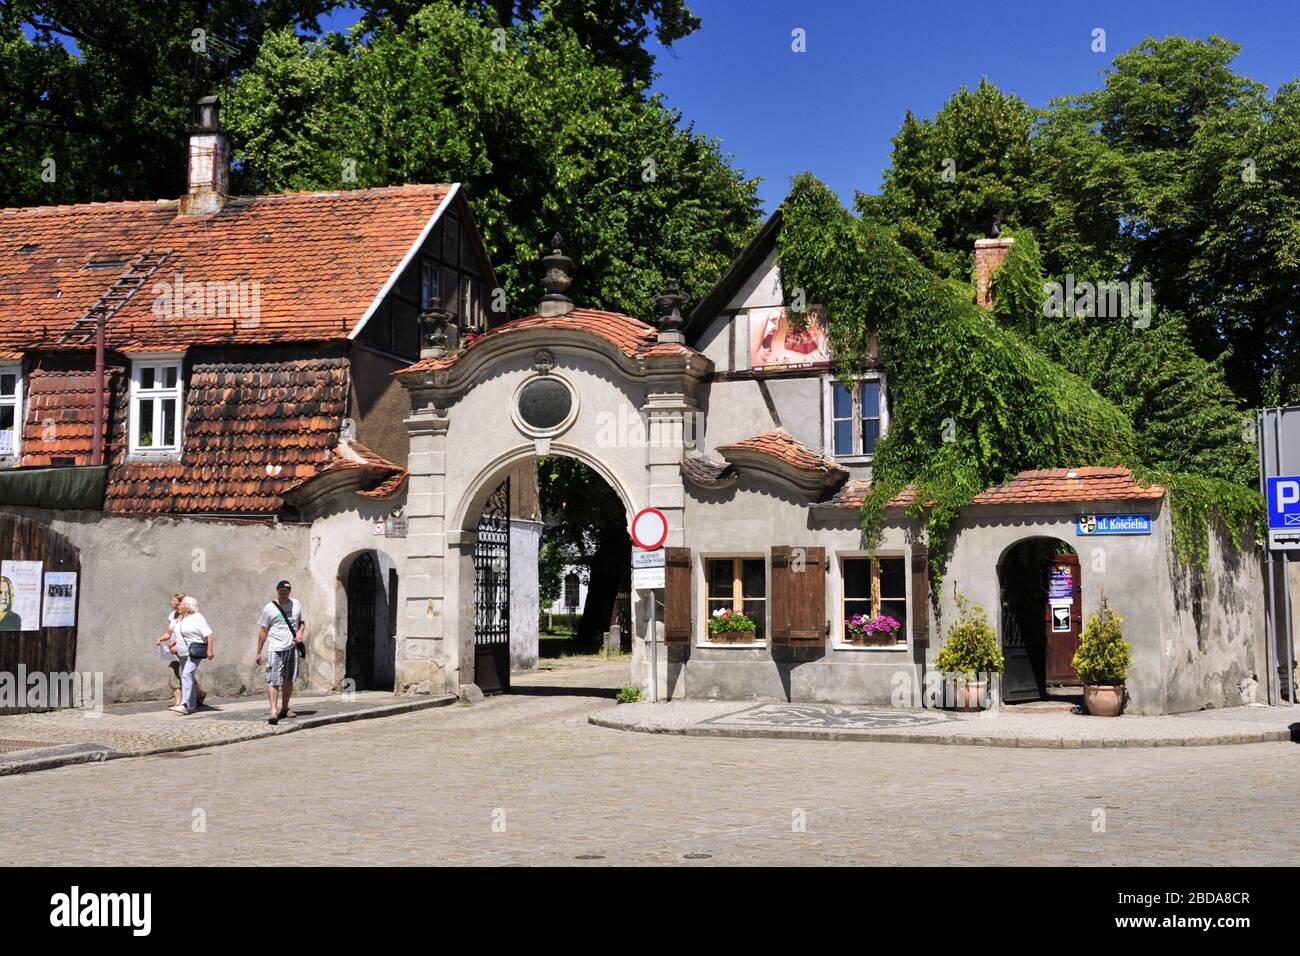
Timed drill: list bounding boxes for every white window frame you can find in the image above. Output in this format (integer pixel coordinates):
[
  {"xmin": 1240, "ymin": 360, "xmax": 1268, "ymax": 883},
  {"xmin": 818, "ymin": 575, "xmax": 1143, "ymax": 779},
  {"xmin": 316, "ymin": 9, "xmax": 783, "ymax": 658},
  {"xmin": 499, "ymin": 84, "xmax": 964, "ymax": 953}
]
[
  {"xmin": 824, "ymin": 374, "xmax": 888, "ymax": 463},
  {"xmin": 128, "ymin": 355, "xmax": 184, "ymax": 456},
  {"xmin": 833, "ymin": 550, "xmax": 910, "ymax": 651},
  {"xmin": 698, "ymin": 552, "xmax": 768, "ymax": 648},
  {"xmin": 0, "ymin": 364, "xmax": 22, "ymax": 460}
]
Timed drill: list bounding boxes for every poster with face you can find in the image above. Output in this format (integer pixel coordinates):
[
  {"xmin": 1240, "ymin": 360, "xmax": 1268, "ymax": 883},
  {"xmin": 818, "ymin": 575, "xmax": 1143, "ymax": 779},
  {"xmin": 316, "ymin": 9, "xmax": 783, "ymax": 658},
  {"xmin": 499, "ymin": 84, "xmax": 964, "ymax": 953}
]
[
  {"xmin": 42, "ymin": 571, "xmax": 77, "ymax": 629},
  {"xmin": 749, "ymin": 306, "xmax": 831, "ymax": 370},
  {"xmin": 0, "ymin": 560, "xmax": 43, "ymax": 631}
]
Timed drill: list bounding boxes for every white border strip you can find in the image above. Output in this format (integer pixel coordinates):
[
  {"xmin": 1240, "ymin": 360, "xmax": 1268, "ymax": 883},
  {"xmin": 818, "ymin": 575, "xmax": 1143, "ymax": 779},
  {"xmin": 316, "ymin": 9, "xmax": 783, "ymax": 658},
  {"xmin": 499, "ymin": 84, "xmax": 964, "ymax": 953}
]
[{"xmin": 347, "ymin": 182, "xmax": 460, "ymax": 341}]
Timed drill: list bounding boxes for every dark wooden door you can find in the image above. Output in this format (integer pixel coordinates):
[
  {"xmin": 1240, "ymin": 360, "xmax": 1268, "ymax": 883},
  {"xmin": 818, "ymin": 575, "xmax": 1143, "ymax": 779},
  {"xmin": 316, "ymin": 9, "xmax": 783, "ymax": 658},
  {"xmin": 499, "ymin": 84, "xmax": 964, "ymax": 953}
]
[
  {"xmin": 473, "ymin": 478, "xmax": 510, "ymax": 694},
  {"xmin": 0, "ymin": 513, "xmax": 80, "ymax": 713},
  {"xmin": 1044, "ymin": 554, "xmax": 1082, "ymax": 684},
  {"xmin": 346, "ymin": 551, "xmax": 377, "ymax": 689}
]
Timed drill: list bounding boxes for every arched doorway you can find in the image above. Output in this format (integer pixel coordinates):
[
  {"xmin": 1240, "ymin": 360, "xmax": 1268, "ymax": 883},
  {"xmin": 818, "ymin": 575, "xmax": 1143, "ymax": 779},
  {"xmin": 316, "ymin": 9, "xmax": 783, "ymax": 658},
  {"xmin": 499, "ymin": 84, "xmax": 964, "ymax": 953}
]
[
  {"xmin": 466, "ymin": 451, "xmax": 633, "ymax": 696},
  {"xmin": 344, "ymin": 550, "xmax": 398, "ymax": 691},
  {"xmin": 997, "ymin": 537, "xmax": 1081, "ymax": 703}
]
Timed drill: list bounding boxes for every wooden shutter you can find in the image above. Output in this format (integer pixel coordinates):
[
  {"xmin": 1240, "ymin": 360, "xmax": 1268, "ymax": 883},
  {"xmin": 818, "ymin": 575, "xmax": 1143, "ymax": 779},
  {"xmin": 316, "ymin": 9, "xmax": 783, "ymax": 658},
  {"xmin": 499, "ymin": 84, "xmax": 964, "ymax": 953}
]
[
  {"xmin": 663, "ymin": 547, "xmax": 692, "ymax": 644},
  {"xmin": 911, "ymin": 545, "xmax": 930, "ymax": 647},
  {"xmin": 771, "ymin": 546, "xmax": 826, "ymax": 646}
]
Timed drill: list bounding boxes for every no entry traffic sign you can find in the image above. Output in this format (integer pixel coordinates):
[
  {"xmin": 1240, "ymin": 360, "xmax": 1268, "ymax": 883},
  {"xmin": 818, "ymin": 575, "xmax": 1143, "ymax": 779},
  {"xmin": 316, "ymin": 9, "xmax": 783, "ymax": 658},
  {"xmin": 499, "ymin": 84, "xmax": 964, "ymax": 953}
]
[{"xmin": 630, "ymin": 507, "xmax": 668, "ymax": 550}]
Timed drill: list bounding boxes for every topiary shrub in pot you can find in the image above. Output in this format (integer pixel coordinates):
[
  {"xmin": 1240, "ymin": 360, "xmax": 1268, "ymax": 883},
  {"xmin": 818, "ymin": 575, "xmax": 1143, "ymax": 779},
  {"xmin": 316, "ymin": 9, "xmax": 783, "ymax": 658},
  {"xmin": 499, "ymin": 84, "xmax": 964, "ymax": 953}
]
[
  {"xmin": 1072, "ymin": 592, "xmax": 1132, "ymax": 716},
  {"xmin": 933, "ymin": 594, "xmax": 1005, "ymax": 711}
]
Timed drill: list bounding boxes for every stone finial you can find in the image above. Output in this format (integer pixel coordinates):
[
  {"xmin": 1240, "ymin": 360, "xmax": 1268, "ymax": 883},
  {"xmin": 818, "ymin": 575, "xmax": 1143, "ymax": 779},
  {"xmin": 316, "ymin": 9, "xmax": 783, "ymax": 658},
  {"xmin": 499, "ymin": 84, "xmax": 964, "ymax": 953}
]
[
  {"xmin": 652, "ymin": 277, "xmax": 687, "ymax": 344},
  {"xmin": 418, "ymin": 306, "xmax": 454, "ymax": 359},
  {"xmin": 539, "ymin": 232, "xmax": 575, "ymax": 317}
]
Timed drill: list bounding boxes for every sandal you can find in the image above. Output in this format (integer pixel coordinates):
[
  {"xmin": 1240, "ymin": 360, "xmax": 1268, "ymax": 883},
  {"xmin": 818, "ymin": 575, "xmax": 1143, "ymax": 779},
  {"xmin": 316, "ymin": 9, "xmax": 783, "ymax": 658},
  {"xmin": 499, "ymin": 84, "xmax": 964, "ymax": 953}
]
[
  {"xmin": 278, "ymin": 709, "xmax": 296, "ymax": 719},
  {"xmin": 267, "ymin": 713, "xmax": 279, "ymax": 725}
]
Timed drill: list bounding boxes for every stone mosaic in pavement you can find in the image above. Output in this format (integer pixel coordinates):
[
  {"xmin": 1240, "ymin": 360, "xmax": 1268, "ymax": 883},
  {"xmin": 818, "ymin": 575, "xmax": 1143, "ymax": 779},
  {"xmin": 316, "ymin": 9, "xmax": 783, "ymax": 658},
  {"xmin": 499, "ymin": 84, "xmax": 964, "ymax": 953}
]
[{"xmin": 703, "ymin": 702, "xmax": 949, "ymax": 730}]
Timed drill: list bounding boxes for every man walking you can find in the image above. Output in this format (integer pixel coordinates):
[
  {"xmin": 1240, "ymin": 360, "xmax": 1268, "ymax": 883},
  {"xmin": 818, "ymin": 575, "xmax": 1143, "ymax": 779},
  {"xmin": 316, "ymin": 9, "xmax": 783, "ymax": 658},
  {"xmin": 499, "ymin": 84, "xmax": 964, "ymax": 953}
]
[{"xmin": 256, "ymin": 580, "xmax": 305, "ymax": 725}]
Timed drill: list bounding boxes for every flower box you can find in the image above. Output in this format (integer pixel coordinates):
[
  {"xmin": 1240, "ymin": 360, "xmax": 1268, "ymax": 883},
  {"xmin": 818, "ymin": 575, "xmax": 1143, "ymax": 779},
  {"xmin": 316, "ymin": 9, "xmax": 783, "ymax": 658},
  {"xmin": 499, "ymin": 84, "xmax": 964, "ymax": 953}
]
[
  {"xmin": 844, "ymin": 613, "xmax": 902, "ymax": 647},
  {"xmin": 709, "ymin": 608, "xmax": 758, "ymax": 644},
  {"xmin": 711, "ymin": 629, "xmax": 756, "ymax": 645}
]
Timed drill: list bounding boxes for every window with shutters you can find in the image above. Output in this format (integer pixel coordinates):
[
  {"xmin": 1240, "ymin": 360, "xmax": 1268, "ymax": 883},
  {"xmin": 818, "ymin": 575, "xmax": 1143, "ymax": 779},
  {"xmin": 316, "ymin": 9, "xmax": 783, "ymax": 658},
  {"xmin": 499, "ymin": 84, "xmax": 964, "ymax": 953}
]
[
  {"xmin": 0, "ymin": 366, "xmax": 21, "ymax": 459},
  {"xmin": 705, "ymin": 557, "xmax": 765, "ymax": 642},
  {"xmin": 839, "ymin": 555, "xmax": 907, "ymax": 647}
]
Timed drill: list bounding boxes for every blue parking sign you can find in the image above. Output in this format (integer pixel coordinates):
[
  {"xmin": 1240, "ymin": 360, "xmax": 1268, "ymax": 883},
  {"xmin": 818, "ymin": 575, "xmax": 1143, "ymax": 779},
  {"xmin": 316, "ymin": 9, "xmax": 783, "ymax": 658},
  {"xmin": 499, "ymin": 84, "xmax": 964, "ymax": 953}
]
[{"xmin": 1266, "ymin": 476, "xmax": 1300, "ymax": 529}]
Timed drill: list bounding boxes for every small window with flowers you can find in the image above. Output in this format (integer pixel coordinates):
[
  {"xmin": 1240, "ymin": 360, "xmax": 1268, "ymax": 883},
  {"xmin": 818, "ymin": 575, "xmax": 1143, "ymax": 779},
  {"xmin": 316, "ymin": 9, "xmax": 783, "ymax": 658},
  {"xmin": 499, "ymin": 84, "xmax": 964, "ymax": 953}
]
[
  {"xmin": 841, "ymin": 556, "xmax": 907, "ymax": 647},
  {"xmin": 706, "ymin": 557, "xmax": 765, "ymax": 644}
]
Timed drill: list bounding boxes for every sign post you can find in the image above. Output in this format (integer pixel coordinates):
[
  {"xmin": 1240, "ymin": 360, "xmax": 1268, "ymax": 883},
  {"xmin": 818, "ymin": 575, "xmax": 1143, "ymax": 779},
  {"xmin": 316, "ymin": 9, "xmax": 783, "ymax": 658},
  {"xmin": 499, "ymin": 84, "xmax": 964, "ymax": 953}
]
[
  {"xmin": 630, "ymin": 508, "xmax": 668, "ymax": 703},
  {"xmin": 1259, "ymin": 407, "xmax": 1300, "ymax": 706}
]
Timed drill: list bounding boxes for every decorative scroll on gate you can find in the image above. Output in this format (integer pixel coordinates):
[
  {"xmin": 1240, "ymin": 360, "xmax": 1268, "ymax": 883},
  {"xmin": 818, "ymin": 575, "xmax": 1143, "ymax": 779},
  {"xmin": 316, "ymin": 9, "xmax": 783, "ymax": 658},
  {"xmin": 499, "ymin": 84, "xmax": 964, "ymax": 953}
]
[{"xmin": 473, "ymin": 477, "xmax": 511, "ymax": 694}]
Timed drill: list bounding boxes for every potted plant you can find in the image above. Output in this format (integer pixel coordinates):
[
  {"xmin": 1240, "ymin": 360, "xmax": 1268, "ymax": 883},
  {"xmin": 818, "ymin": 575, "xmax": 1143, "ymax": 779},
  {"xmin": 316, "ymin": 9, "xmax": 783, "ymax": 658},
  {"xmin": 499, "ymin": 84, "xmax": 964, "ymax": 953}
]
[
  {"xmin": 933, "ymin": 594, "xmax": 1004, "ymax": 711},
  {"xmin": 709, "ymin": 608, "xmax": 757, "ymax": 644},
  {"xmin": 1072, "ymin": 593, "xmax": 1132, "ymax": 717},
  {"xmin": 844, "ymin": 612, "xmax": 903, "ymax": 646}
]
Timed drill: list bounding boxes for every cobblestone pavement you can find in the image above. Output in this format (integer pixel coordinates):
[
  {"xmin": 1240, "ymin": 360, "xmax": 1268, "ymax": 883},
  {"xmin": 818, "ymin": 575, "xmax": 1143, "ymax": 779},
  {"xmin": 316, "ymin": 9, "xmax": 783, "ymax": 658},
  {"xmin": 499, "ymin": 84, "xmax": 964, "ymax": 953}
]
[
  {"xmin": 1, "ymin": 659, "xmax": 1296, "ymax": 866},
  {"xmin": 0, "ymin": 691, "xmax": 452, "ymax": 768}
]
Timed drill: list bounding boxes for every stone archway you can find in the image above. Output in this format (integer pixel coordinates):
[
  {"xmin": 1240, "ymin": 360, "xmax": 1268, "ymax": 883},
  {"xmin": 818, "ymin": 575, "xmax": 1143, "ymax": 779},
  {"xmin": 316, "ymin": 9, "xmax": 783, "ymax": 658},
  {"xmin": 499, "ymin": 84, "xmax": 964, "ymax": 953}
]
[
  {"xmin": 395, "ymin": 315, "xmax": 709, "ymax": 700},
  {"xmin": 996, "ymin": 536, "xmax": 1080, "ymax": 703},
  {"xmin": 338, "ymin": 548, "xmax": 399, "ymax": 692}
]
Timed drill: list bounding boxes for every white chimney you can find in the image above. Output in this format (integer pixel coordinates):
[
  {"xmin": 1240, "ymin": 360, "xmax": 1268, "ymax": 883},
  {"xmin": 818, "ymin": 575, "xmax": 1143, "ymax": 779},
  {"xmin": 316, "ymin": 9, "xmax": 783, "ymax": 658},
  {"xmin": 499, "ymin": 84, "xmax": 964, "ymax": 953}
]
[{"xmin": 179, "ymin": 95, "xmax": 229, "ymax": 216}]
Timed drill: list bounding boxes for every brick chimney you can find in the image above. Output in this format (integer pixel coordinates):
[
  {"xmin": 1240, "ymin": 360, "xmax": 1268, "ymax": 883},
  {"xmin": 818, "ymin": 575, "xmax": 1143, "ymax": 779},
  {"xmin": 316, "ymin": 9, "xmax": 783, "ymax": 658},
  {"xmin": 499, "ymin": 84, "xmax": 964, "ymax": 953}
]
[
  {"xmin": 179, "ymin": 95, "xmax": 229, "ymax": 217},
  {"xmin": 974, "ymin": 236, "xmax": 1014, "ymax": 310}
]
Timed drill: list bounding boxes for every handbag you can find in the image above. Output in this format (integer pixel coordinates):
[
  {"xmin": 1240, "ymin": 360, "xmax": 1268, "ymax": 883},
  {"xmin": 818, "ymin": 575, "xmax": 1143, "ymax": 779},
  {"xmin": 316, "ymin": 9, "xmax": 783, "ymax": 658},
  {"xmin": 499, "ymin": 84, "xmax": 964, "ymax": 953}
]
[
  {"xmin": 274, "ymin": 601, "xmax": 306, "ymax": 659},
  {"xmin": 187, "ymin": 640, "xmax": 208, "ymax": 660}
]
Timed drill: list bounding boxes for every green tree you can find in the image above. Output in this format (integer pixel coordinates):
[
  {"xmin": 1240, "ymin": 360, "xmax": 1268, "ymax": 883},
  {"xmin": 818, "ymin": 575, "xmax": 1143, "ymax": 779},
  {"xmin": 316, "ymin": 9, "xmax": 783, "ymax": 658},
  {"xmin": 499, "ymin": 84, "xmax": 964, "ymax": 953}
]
[
  {"xmin": 0, "ymin": 0, "xmax": 334, "ymax": 206},
  {"xmin": 857, "ymin": 79, "xmax": 1047, "ymax": 280},
  {"xmin": 227, "ymin": 3, "xmax": 760, "ymax": 318},
  {"xmin": 356, "ymin": 0, "xmax": 701, "ymax": 89}
]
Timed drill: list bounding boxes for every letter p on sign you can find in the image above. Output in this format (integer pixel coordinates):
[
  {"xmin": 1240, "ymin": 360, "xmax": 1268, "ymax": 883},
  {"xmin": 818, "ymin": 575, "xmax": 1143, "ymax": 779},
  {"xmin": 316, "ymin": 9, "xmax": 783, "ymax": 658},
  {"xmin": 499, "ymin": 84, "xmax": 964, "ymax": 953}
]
[{"xmin": 1279, "ymin": 480, "xmax": 1300, "ymax": 509}]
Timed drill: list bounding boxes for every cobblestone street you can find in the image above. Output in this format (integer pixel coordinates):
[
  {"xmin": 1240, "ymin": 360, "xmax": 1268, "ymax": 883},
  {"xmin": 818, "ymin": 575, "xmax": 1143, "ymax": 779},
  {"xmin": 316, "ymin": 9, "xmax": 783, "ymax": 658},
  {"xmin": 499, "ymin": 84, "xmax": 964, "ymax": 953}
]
[{"xmin": 2, "ymin": 660, "xmax": 1296, "ymax": 866}]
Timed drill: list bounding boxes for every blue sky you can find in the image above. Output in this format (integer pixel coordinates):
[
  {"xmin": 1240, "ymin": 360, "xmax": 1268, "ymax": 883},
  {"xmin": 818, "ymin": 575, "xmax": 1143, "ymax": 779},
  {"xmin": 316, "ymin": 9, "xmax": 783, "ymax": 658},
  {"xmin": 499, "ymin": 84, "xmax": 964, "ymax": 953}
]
[{"xmin": 644, "ymin": 0, "xmax": 1300, "ymax": 213}]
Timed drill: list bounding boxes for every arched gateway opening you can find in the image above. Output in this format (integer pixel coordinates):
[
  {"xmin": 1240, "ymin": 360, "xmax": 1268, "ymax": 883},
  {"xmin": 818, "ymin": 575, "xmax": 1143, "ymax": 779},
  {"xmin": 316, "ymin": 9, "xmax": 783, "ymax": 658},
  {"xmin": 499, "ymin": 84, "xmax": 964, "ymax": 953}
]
[
  {"xmin": 469, "ymin": 454, "xmax": 632, "ymax": 695},
  {"xmin": 997, "ymin": 537, "xmax": 1082, "ymax": 704},
  {"xmin": 340, "ymin": 549, "xmax": 398, "ymax": 691}
]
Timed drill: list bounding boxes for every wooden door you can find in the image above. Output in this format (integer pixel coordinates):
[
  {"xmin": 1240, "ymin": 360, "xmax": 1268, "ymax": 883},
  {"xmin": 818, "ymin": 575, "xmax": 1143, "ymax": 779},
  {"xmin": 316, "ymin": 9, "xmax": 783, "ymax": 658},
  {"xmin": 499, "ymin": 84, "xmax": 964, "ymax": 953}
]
[
  {"xmin": 1044, "ymin": 554, "xmax": 1082, "ymax": 684},
  {"xmin": 0, "ymin": 513, "xmax": 80, "ymax": 713}
]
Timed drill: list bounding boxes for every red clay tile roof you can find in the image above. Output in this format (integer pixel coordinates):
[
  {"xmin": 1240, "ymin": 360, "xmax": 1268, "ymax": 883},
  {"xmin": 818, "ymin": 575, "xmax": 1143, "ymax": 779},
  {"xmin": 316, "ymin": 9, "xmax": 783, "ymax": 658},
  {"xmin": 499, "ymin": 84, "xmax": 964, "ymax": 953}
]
[
  {"xmin": 716, "ymin": 429, "xmax": 847, "ymax": 482},
  {"xmin": 968, "ymin": 466, "xmax": 1164, "ymax": 505},
  {"xmin": 397, "ymin": 309, "xmax": 697, "ymax": 374},
  {"xmin": 825, "ymin": 480, "xmax": 917, "ymax": 510},
  {"xmin": 680, "ymin": 451, "xmax": 735, "ymax": 487},
  {"xmin": 103, "ymin": 356, "xmax": 351, "ymax": 514},
  {"xmin": 19, "ymin": 362, "xmax": 126, "ymax": 466},
  {"xmin": 0, "ymin": 184, "xmax": 453, "ymax": 359},
  {"xmin": 822, "ymin": 467, "xmax": 1164, "ymax": 511},
  {"xmin": 290, "ymin": 439, "xmax": 408, "ymax": 500}
]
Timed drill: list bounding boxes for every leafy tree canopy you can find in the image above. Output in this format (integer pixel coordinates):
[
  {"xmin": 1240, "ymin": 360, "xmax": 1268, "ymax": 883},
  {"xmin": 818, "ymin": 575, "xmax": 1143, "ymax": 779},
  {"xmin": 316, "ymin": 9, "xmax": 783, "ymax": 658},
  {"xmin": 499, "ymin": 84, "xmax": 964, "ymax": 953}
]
[{"xmin": 227, "ymin": 2, "xmax": 759, "ymax": 318}]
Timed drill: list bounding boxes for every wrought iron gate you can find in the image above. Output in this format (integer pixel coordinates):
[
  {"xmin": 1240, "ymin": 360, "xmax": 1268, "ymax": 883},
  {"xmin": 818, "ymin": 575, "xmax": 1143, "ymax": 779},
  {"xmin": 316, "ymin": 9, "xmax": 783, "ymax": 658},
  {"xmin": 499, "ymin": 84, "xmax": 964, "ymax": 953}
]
[{"xmin": 473, "ymin": 477, "xmax": 511, "ymax": 694}]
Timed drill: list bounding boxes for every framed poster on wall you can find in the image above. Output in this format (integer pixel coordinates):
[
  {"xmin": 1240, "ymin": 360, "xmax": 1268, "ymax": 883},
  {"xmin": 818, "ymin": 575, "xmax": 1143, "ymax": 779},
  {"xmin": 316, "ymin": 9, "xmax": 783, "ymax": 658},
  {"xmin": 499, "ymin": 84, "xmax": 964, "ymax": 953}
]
[
  {"xmin": 0, "ymin": 559, "xmax": 43, "ymax": 631},
  {"xmin": 42, "ymin": 571, "xmax": 77, "ymax": 629}
]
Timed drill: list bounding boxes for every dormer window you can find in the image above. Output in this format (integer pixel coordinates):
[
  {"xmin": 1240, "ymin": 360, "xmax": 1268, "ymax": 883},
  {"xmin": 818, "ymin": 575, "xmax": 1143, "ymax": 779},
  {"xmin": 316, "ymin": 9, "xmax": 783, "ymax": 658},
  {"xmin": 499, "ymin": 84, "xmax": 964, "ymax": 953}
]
[
  {"xmin": 826, "ymin": 376, "xmax": 887, "ymax": 460},
  {"xmin": 129, "ymin": 358, "xmax": 184, "ymax": 455},
  {"xmin": 0, "ymin": 367, "xmax": 21, "ymax": 458}
]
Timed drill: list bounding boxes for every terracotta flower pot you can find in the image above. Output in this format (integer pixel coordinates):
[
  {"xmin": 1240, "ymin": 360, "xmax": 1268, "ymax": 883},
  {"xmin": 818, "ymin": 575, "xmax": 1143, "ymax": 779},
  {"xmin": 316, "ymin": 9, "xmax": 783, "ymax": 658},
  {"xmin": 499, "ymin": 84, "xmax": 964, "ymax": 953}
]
[
  {"xmin": 1084, "ymin": 684, "xmax": 1124, "ymax": 717},
  {"xmin": 950, "ymin": 678, "xmax": 987, "ymax": 712}
]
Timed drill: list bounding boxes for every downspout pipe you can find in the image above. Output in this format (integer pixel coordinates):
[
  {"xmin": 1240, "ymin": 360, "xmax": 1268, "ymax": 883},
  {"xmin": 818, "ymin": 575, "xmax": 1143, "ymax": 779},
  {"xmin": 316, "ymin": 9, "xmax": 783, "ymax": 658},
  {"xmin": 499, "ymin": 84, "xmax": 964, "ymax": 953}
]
[{"xmin": 91, "ymin": 311, "xmax": 105, "ymax": 467}]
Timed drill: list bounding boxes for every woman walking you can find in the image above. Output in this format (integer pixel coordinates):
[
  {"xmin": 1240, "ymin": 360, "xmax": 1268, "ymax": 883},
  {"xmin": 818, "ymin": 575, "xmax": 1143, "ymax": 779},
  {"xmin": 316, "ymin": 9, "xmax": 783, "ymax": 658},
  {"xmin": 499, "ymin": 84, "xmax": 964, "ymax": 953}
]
[
  {"xmin": 168, "ymin": 596, "xmax": 214, "ymax": 715},
  {"xmin": 155, "ymin": 593, "xmax": 205, "ymax": 709}
]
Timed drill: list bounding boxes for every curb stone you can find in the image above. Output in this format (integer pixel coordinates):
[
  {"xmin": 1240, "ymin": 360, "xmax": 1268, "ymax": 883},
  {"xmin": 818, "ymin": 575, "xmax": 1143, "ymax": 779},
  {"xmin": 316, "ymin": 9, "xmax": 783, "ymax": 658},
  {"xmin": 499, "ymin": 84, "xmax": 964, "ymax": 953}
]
[{"xmin": 586, "ymin": 712, "xmax": 1294, "ymax": 749}]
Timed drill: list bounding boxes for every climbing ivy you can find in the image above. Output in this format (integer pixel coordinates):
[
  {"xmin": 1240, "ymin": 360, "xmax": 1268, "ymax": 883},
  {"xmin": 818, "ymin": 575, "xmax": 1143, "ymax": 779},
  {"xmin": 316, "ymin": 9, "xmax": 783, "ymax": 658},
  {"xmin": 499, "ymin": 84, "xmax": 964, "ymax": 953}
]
[{"xmin": 776, "ymin": 173, "xmax": 1262, "ymax": 589}]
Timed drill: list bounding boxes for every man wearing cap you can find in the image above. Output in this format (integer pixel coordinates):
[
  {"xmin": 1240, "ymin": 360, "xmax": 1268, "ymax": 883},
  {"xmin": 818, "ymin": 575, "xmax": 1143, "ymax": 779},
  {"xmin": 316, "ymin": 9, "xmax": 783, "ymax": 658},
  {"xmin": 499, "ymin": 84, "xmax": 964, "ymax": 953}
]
[{"xmin": 256, "ymin": 580, "xmax": 305, "ymax": 724}]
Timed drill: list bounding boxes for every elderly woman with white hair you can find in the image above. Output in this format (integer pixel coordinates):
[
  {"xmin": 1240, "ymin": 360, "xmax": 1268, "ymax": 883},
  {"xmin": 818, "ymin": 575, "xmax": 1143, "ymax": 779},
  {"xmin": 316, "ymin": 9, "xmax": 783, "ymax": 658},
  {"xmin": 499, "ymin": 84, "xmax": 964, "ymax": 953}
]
[{"xmin": 167, "ymin": 596, "xmax": 215, "ymax": 715}]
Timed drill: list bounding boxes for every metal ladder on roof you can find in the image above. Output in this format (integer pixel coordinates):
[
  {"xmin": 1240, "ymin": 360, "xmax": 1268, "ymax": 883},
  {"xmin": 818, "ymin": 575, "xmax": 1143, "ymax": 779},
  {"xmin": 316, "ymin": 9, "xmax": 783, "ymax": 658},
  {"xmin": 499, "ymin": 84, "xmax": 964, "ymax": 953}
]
[{"xmin": 58, "ymin": 248, "xmax": 173, "ymax": 344}]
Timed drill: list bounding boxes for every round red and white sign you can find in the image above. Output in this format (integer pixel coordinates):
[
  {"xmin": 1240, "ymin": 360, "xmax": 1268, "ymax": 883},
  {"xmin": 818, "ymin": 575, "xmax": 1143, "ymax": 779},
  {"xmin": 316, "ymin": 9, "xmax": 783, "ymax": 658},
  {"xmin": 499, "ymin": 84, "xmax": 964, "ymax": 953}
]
[{"xmin": 630, "ymin": 507, "xmax": 668, "ymax": 551}]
